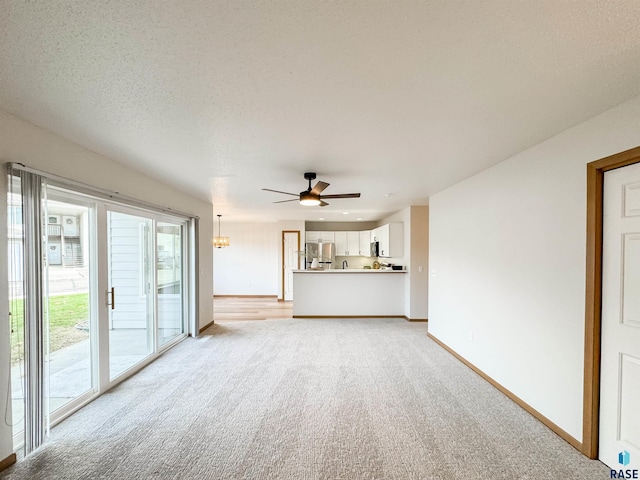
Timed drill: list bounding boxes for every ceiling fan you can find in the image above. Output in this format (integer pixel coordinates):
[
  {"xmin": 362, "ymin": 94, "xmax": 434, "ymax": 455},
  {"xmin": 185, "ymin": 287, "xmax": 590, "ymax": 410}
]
[{"xmin": 262, "ymin": 172, "xmax": 361, "ymax": 207}]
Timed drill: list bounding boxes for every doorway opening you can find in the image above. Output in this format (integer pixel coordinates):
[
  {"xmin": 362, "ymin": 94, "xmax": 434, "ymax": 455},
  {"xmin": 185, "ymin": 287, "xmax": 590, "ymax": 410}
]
[{"xmin": 281, "ymin": 231, "xmax": 300, "ymax": 301}]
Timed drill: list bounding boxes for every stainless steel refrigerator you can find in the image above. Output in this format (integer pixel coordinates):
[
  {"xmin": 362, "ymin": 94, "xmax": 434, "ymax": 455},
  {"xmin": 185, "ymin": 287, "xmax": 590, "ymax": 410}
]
[{"xmin": 305, "ymin": 242, "xmax": 335, "ymax": 269}]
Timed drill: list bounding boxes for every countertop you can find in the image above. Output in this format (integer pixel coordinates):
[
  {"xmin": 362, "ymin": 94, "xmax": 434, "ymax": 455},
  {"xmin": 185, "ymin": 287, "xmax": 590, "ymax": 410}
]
[{"xmin": 293, "ymin": 269, "xmax": 407, "ymax": 273}]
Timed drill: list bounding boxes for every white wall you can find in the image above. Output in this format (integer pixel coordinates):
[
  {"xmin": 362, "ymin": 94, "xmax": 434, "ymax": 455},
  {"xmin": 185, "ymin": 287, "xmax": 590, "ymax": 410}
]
[
  {"xmin": 213, "ymin": 222, "xmax": 280, "ymax": 296},
  {"xmin": 0, "ymin": 110, "xmax": 214, "ymax": 462},
  {"xmin": 212, "ymin": 220, "xmax": 305, "ymax": 298},
  {"xmin": 380, "ymin": 206, "xmax": 430, "ymax": 320},
  {"xmin": 429, "ymin": 94, "xmax": 640, "ymax": 442}
]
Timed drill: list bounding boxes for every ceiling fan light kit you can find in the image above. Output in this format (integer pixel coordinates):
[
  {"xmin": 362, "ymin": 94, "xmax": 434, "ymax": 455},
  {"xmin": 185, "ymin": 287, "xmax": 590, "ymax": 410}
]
[
  {"xmin": 300, "ymin": 192, "xmax": 321, "ymax": 206},
  {"xmin": 263, "ymin": 172, "xmax": 361, "ymax": 207}
]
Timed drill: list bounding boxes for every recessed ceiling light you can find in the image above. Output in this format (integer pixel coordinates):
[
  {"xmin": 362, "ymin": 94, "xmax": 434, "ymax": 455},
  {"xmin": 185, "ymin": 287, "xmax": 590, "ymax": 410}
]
[
  {"xmin": 356, "ymin": 217, "xmax": 363, "ymax": 221},
  {"xmin": 318, "ymin": 217, "xmax": 324, "ymax": 220},
  {"xmin": 384, "ymin": 193, "xmax": 394, "ymax": 197},
  {"xmin": 342, "ymin": 211, "xmax": 349, "ymax": 215}
]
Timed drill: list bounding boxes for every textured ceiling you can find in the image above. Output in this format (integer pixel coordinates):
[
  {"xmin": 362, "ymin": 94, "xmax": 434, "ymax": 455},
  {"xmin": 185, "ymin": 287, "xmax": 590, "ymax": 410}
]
[{"xmin": 2, "ymin": 1, "xmax": 640, "ymax": 222}]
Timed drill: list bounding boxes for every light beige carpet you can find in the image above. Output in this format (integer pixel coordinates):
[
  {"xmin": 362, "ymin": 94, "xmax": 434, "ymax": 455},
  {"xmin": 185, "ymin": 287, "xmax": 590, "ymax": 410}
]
[{"xmin": 1, "ymin": 318, "xmax": 608, "ymax": 479}]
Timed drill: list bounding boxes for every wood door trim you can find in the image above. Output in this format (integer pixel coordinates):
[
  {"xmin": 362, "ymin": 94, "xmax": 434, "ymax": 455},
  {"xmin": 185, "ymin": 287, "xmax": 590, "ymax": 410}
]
[
  {"xmin": 281, "ymin": 230, "xmax": 300, "ymax": 301},
  {"xmin": 583, "ymin": 145, "xmax": 640, "ymax": 458}
]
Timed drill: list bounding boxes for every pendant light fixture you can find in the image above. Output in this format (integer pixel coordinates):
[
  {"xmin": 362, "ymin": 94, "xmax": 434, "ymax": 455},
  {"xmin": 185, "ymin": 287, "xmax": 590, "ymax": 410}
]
[{"xmin": 213, "ymin": 214, "xmax": 230, "ymax": 248}]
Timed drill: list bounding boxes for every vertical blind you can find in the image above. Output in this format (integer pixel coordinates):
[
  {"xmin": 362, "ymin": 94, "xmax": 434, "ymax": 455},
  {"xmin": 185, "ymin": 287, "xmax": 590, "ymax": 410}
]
[{"xmin": 8, "ymin": 165, "xmax": 48, "ymax": 454}]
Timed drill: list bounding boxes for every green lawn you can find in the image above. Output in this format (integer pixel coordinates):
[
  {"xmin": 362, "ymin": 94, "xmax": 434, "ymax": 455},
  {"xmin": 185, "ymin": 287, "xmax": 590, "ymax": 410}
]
[{"xmin": 10, "ymin": 293, "xmax": 90, "ymax": 364}]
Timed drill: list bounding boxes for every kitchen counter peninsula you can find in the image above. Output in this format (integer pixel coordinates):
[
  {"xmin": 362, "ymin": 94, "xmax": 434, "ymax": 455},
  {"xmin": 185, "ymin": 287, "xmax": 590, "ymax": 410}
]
[{"xmin": 292, "ymin": 269, "xmax": 407, "ymax": 317}]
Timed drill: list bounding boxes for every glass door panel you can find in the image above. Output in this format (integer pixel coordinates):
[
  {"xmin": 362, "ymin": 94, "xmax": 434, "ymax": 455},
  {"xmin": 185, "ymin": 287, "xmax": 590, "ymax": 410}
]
[
  {"xmin": 157, "ymin": 222, "xmax": 184, "ymax": 347},
  {"xmin": 107, "ymin": 211, "xmax": 153, "ymax": 380},
  {"xmin": 44, "ymin": 195, "xmax": 94, "ymax": 416}
]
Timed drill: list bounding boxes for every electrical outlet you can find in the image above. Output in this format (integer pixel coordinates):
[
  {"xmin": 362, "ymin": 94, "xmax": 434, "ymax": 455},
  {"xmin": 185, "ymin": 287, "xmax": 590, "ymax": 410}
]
[{"xmin": 418, "ymin": 265, "xmax": 423, "ymax": 272}]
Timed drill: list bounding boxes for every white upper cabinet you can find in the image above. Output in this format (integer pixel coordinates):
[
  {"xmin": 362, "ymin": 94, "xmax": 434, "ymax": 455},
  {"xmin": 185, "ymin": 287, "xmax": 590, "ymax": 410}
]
[
  {"xmin": 377, "ymin": 224, "xmax": 390, "ymax": 257},
  {"xmin": 305, "ymin": 231, "xmax": 335, "ymax": 243},
  {"xmin": 308, "ymin": 229, "xmax": 384, "ymax": 256},
  {"xmin": 372, "ymin": 223, "xmax": 403, "ymax": 258},
  {"xmin": 319, "ymin": 231, "xmax": 335, "ymax": 243},
  {"xmin": 335, "ymin": 231, "xmax": 361, "ymax": 256},
  {"xmin": 370, "ymin": 226, "xmax": 381, "ymax": 243},
  {"xmin": 334, "ymin": 231, "xmax": 348, "ymax": 254},
  {"xmin": 359, "ymin": 230, "xmax": 371, "ymax": 256},
  {"xmin": 347, "ymin": 231, "xmax": 360, "ymax": 256},
  {"xmin": 306, "ymin": 231, "xmax": 320, "ymax": 242}
]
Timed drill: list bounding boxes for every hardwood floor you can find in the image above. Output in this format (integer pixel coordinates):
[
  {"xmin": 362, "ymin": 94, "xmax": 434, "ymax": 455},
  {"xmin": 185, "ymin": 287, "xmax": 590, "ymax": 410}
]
[{"xmin": 213, "ymin": 296, "xmax": 293, "ymax": 321}]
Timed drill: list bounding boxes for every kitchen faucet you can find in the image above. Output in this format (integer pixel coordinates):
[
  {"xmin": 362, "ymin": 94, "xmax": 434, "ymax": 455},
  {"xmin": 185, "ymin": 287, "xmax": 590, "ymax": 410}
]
[{"xmin": 342, "ymin": 260, "xmax": 348, "ymax": 269}]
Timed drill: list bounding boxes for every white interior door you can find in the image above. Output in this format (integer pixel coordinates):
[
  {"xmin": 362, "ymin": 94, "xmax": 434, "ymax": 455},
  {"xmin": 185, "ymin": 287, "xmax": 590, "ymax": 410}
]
[
  {"xmin": 283, "ymin": 231, "xmax": 299, "ymax": 301},
  {"xmin": 600, "ymin": 161, "xmax": 640, "ymax": 470}
]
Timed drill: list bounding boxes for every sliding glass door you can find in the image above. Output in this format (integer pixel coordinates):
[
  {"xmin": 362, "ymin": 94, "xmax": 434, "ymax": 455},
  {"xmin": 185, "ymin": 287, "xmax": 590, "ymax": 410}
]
[
  {"xmin": 107, "ymin": 209, "xmax": 154, "ymax": 380},
  {"xmin": 8, "ymin": 165, "xmax": 192, "ymax": 454},
  {"xmin": 106, "ymin": 210, "xmax": 187, "ymax": 380}
]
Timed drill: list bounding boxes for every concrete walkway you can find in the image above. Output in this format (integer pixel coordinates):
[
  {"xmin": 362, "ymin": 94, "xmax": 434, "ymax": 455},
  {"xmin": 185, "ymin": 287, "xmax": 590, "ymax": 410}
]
[{"xmin": 10, "ymin": 265, "xmax": 89, "ymax": 298}]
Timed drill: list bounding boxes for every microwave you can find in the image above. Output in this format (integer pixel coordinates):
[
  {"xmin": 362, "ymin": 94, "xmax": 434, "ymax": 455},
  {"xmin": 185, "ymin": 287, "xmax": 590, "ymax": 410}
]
[{"xmin": 370, "ymin": 241, "xmax": 379, "ymax": 257}]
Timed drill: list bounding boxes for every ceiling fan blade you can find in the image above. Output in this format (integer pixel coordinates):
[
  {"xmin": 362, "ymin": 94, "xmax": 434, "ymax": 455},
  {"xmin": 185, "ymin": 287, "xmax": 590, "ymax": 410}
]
[
  {"xmin": 319, "ymin": 193, "xmax": 361, "ymax": 199},
  {"xmin": 262, "ymin": 188, "xmax": 299, "ymax": 196},
  {"xmin": 310, "ymin": 181, "xmax": 330, "ymax": 195},
  {"xmin": 319, "ymin": 200, "xmax": 329, "ymax": 207},
  {"xmin": 273, "ymin": 198, "xmax": 300, "ymax": 204}
]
